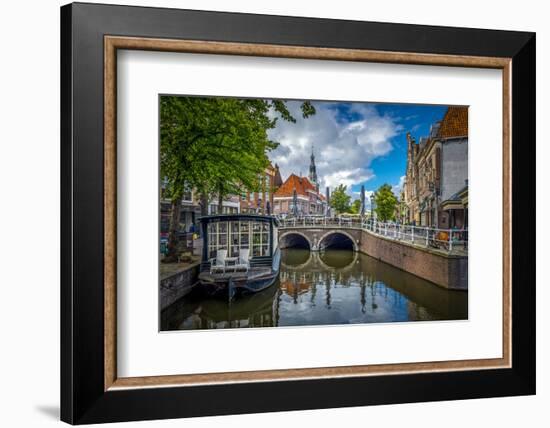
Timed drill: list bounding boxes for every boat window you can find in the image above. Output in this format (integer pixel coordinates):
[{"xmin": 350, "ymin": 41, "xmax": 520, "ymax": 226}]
[
  {"xmin": 252, "ymin": 221, "xmax": 270, "ymax": 257},
  {"xmin": 219, "ymin": 228, "xmax": 227, "ymax": 247},
  {"xmin": 206, "ymin": 220, "xmax": 271, "ymax": 259},
  {"xmin": 240, "ymin": 222, "xmax": 250, "ymax": 250},
  {"xmin": 207, "ymin": 222, "xmax": 221, "ymax": 259},
  {"xmin": 230, "ymin": 221, "xmax": 240, "ymax": 257}
]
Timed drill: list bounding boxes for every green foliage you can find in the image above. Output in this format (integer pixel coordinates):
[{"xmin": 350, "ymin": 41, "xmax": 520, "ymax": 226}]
[
  {"xmin": 374, "ymin": 183, "xmax": 398, "ymax": 221},
  {"xmin": 330, "ymin": 184, "xmax": 351, "ymax": 214},
  {"xmin": 160, "ymin": 96, "xmax": 316, "ymax": 202},
  {"xmin": 160, "ymin": 96, "xmax": 315, "ymax": 260},
  {"xmin": 349, "ymin": 199, "xmax": 361, "ymax": 214}
]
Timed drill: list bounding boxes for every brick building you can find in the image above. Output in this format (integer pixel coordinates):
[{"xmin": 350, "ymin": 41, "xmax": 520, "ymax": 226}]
[
  {"xmin": 403, "ymin": 106, "xmax": 468, "ymax": 229},
  {"xmin": 273, "ymin": 174, "xmax": 326, "ymax": 216},
  {"xmin": 160, "ymin": 162, "xmax": 283, "ymax": 241},
  {"xmin": 272, "ymin": 147, "xmax": 326, "ymax": 216},
  {"xmin": 239, "ymin": 163, "xmax": 283, "ymax": 214}
]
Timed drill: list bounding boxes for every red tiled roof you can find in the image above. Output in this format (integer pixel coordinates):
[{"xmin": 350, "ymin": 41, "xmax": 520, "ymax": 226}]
[
  {"xmin": 274, "ymin": 174, "xmax": 318, "ymax": 198},
  {"xmin": 437, "ymin": 106, "xmax": 468, "ymax": 139}
]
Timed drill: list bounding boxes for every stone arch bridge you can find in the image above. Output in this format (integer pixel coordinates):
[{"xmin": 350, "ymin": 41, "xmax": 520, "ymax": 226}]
[
  {"xmin": 279, "ymin": 225, "xmax": 362, "ymax": 252},
  {"xmin": 277, "ymin": 220, "xmax": 468, "ymax": 290}
]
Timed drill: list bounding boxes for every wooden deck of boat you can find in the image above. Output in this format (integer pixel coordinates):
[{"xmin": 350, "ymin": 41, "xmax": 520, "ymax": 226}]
[{"xmin": 199, "ymin": 266, "xmax": 273, "ymax": 283}]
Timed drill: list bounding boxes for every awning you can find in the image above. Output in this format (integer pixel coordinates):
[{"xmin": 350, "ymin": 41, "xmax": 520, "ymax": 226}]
[
  {"xmin": 441, "ymin": 185, "xmax": 468, "ymax": 211},
  {"xmin": 441, "ymin": 201, "xmax": 464, "ymax": 211}
]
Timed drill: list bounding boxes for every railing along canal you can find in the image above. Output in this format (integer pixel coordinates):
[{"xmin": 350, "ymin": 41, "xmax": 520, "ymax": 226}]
[{"xmin": 277, "ymin": 216, "xmax": 468, "ymax": 254}]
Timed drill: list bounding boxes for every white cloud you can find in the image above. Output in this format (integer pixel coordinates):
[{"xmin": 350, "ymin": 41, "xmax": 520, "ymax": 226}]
[
  {"xmin": 267, "ymin": 102, "xmax": 402, "ymax": 192},
  {"xmin": 392, "ymin": 175, "xmax": 406, "ymax": 196}
]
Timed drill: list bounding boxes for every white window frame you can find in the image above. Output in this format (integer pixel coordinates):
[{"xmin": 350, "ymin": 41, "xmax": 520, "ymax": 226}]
[{"xmin": 207, "ymin": 220, "xmax": 271, "ymax": 259}]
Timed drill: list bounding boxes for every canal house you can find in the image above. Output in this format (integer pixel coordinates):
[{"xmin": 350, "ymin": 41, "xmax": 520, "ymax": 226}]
[
  {"xmin": 198, "ymin": 214, "xmax": 281, "ymax": 298},
  {"xmin": 403, "ymin": 106, "xmax": 468, "ymax": 228}
]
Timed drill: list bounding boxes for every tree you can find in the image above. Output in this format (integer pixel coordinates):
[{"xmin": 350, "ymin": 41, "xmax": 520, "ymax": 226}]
[
  {"xmin": 330, "ymin": 184, "xmax": 351, "ymax": 214},
  {"xmin": 349, "ymin": 199, "xmax": 361, "ymax": 214},
  {"xmin": 374, "ymin": 184, "xmax": 398, "ymax": 221},
  {"xmin": 160, "ymin": 96, "xmax": 315, "ymax": 261}
]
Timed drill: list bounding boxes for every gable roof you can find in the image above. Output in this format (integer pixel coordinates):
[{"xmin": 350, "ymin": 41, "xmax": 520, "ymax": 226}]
[
  {"xmin": 274, "ymin": 174, "xmax": 324, "ymax": 199},
  {"xmin": 437, "ymin": 106, "xmax": 468, "ymax": 139}
]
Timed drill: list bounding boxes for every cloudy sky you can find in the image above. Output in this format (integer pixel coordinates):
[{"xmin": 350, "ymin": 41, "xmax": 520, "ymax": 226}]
[{"xmin": 267, "ymin": 100, "xmax": 447, "ymax": 203}]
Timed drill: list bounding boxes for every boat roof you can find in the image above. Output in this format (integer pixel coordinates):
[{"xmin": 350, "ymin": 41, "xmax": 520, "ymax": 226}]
[{"xmin": 199, "ymin": 214, "xmax": 280, "ymax": 226}]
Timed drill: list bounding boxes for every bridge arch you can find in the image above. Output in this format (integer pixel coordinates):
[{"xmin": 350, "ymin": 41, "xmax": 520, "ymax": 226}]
[
  {"xmin": 279, "ymin": 231, "xmax": 312, "ymax": 250},
  {"xmin": 280, "ymin": 250, "xmax": 313, "ymax": 271},
  {"xmin": 318, "ymin": 230, "xmax": 358, "ymax": 252},
  {"xmin": 318, "ymin": 249, "xmax": 359, "ymax": 270},
  {"xmin": 281, "ymin": 250, "xmax": 358, "ymax": 272}
]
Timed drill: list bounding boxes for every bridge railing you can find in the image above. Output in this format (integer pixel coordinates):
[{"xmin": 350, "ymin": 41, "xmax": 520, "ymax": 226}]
[
  {"xmin": 278, "ymin": 216, "xmax": 364, "ymax": 228},
  {"xmin": 363, "ymin": 220, "xmax": 467, "ymax": 253},
  {"xmin": 278, "ymin": 216, "xmax": 468, "ymax": 254}
]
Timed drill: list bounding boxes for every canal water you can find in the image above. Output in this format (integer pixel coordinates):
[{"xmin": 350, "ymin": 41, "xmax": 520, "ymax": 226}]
[{"xmin": 161, "ymin": 249, "xmax": 468, "ymax": 331}]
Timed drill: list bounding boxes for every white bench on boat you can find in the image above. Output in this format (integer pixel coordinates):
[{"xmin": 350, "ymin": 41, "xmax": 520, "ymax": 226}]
[
  {"xmin": 209, "ymin": 249, "xmax": 227, "ymax": 274},
  {"xmin": 209, "ymin": 248, "xmax": 251, "ymax": 274},
  {"xmin": 232, "ymin": 248, "xmax": 250, "ymax": 272}
]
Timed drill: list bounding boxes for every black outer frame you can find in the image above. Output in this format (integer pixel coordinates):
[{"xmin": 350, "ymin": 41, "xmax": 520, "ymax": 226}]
[{"xmin": 60, "ymin": 2, "xmax": 535, "ymax": 424}]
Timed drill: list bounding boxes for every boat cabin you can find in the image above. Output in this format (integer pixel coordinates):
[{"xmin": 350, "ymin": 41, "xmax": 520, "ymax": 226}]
[{"xmin": 200, "ymin": 214, "xmax": 280, "ymax": 274}]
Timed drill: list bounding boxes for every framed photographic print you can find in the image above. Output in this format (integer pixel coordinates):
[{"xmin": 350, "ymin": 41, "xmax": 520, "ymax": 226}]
[{"xmin": 61, "ymin": 2, "xmax": 535, "ymax": 424}]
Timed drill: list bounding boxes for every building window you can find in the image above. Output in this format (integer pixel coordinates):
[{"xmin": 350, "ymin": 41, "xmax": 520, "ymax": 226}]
[{"xmin": 182, "ymin": 183, "xmax": 193, "ymax": 202}]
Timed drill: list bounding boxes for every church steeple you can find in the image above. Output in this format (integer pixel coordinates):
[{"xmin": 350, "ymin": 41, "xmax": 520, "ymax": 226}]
[{"xmin": 309, "ymin": 144, "xmax": 318, "ymax": 187}]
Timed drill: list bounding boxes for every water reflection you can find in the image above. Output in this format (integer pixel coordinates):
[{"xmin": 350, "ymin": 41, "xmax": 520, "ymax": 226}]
[{"xmin": 161, "ymin": 249, "xmax": 468, "ymax": 331}]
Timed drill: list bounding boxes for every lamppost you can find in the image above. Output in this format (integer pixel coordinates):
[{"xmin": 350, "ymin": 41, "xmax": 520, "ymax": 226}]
[{"xmin": 370, "ymin": 193, "xmax": 375, "ymax": 226}]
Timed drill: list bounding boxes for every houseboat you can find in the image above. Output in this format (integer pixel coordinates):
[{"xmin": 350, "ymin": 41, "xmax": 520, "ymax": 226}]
[{"xmin": 198, "ymin": 214, "xmax": 281, "ymax": 300}]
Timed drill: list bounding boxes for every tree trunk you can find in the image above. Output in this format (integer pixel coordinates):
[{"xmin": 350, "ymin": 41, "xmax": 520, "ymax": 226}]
[
  {"xmin": 165, "ymin": 195, "xmax": 182, "ymax": 263},
  {"xmin": 217, "ymin": 185, "xmax": 224, "ymax": 214},
  {"xmin": 200, "ymin": 193, "xmax": 209, "ymax": 217}
]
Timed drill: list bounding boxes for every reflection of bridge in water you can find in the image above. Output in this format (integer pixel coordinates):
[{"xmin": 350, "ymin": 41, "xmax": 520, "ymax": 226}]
[
  {"xmin": 278, "ymin": 248, "xmax": 467, "ymax": 320},
  {"xmin": 280, "ymin": 251, "xmax": 376, "ymax": 312},
  {"xmin": 161, "ymin": 247, "xmax": 468, "ymax": 330},
  {"xmin": 281, "ymin": 249, "xmax": 359, "ymax": 272},
  {"xmin": 161, "ymin": 218, "xmax": 468, "ymax": 330},
  {"xmin": 278, "ymin": 216, "xmax": 468, "ymax": 290}
]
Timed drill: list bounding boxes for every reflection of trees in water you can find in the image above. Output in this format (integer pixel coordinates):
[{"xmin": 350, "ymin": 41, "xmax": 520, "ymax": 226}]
[
  {"xmin": 279, "ymin": 251, "xmax": 462, "ymax": 316},
  {"xmin": 161, "ymin": 285, "xmax": 280, "ymax": 330},
  {"xmin": 161, "ymin": 249, "xmax": 468, "ymax": 331},
  {"xmin": 360, "ymin": 277, "xmax": 366, "ymax": 313},
  {"xmin": 279, "ymin": 262, "xmax": 379, "ymax": 310}
]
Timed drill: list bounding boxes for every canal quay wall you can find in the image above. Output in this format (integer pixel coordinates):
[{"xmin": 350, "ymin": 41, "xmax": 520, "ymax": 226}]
[
  {"xmin": 160, "ymin": 262, "xmax": 200, "ymax": 310},
  {"xmin": 280, "ymin": 226, "xmax": 467, "ymax": 290},
  {"xmin": 358, "ymin": 230, "xmax": 467, "ymax": 290}
]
